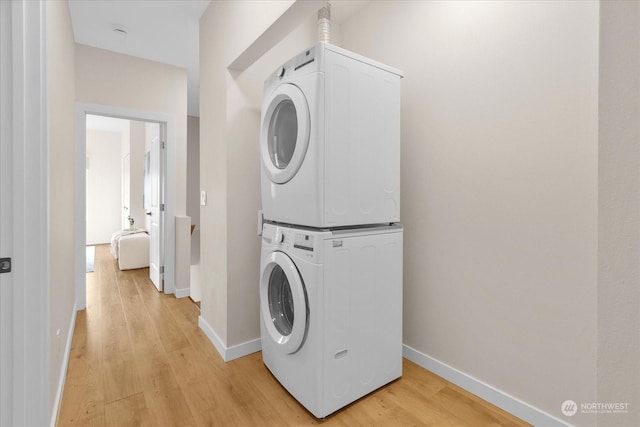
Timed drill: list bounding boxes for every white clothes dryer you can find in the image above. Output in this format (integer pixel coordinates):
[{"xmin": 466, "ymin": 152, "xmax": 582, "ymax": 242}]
[
  {"xmin": 259, "ymin": 222, "xmax": 403, "ymax": 418},
  {"xmin": 260, "ymin": 43, "xmax": 403, "ymax": 228}
]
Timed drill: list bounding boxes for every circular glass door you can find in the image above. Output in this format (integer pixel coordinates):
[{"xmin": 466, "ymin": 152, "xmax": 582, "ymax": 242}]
[
  {"xmin": 260, "ymin": 84, "xmax": 310, "ymax": 184},
  {"xmin": 260, "ymin": 251, "xmax": 308, "ymax": 354}
]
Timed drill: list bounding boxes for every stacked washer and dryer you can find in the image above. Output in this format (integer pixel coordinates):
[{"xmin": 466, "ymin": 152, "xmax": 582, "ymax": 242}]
[{"xmin": 258, "ymin": 42, "xmax": 404, "ymax": 418}]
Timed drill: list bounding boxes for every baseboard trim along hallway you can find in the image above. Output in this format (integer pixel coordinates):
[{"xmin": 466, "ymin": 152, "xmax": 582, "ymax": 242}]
[
  {"xmin": 51, "ymin": 302, "xmax": 78, "ymax": 427},
  {"xmin": 402, "ymin": 344, "xmax": 569, "ymax": 427},
  {"xmin": 198, "ymin": 315, "xmax": 261, "ymax": 362},
  {"xmin": 174, "ymin": 287, "xmax": 190, "ymax": 299},
  {"xmin": 57, "ymin": 246, "xmax": 529, "ymax": 425},
  {"xmin": 198, "ymin": 315, "xmax": 569, "ymax": 426}
]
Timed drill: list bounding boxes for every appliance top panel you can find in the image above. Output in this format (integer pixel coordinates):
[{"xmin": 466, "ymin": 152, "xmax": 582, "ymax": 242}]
[
  {"xmin": 322, "ymin": 43, "xmax": 404, "ymax": 78},
  {"xmin": 263, "ymin": 222, "xmax": 403, "ymax": 241},
  {"xmin": 263, "ymin": 43, "xmax": 404, "ymax": 90}
]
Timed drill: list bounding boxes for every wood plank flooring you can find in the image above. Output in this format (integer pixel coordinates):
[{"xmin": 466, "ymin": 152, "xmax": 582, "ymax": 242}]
[{"xmin": 57, "ymin": 244, "xmax": 530, "ymax": 427}]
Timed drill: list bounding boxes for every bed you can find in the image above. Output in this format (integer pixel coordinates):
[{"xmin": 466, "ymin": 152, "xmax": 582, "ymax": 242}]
[{"xmin": 110, "ymin": 229, "xmax": 150, "ymax": 270}]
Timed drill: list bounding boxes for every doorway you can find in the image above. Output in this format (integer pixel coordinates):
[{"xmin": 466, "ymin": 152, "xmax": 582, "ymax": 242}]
[
  {"xmin": 75, "ymin": 103, "xmax": 178, "ymax": 310},
  {"xmin": 84, "ymin": 114, "xmax": 164, "ymax": 292}
]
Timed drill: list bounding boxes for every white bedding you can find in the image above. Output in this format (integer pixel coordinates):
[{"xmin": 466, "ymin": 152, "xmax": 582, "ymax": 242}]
[{"xmin": 110, "ymin": 228, "xmax": 148, "ymax": 258}]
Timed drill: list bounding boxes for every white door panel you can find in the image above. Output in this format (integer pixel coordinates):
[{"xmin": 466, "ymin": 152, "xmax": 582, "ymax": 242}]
[
  {"xmin": 1, "ymin": 0, "xmax": 14, "ymax": 421},
  {"xmin": 149, "ymin": 126, "xmax": 163, "ymax": 291},
  {"xmin": 2, "ymin": 1, "xmax": 48, "ymax": 424}
]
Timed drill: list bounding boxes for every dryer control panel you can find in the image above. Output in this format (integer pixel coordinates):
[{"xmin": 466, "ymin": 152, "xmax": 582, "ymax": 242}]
[{"xmin": 263, "ymin": 44, "xmax": 320, "ymax": 91}]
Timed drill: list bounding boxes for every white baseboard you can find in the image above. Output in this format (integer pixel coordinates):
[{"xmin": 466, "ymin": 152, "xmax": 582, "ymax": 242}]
[
  {"xmin": 50, "ymin": 303, "xmax": 78, "ymax": 427},
  {"xmin": 193, "ymin": 323, "xmax": 566, "ymax": 425},
  {"xmin": 402, "ymin": 345, "xmax": 569, "ymax": 427},
  {"xmin": 58, "ymin": 298, "xmax": 565, "ymax": 426},
  {"xmin": 49, "ymin": 298, "xmax": 568, "ymax": 426},
  {"xmin": 198, "ymin": 315, "xmax": 261, "ymax": 362},
  {"xmin": 198, "ymin": 315, "xmax": 226, "ymax": 358},
  {"xmin": 174, "ymin": 287, "xmax": 190, "ymax": 299},
  {"xmin": 226, "ymin": 338, "xmax": 262, "ymax": 361}
]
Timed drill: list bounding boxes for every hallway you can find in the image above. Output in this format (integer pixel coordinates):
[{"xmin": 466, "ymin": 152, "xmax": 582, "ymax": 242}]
[{"xmin": 57, "ymin": 245, "xmax": 528, "ymax": 426}]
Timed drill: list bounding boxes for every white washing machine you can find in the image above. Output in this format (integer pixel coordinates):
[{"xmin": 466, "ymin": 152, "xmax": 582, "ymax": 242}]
[
  {"xmin": 259, "ymin": 222, "xmax": 403, "ymax": 418},
  {"xmin": 260, "ymin": 43, "xmax": 403, "ymax": 228}
]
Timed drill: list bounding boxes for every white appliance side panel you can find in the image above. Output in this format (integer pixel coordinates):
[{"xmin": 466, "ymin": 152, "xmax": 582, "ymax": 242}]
[
  {"xmin": 354, "ymin": 244, "xmax": 378, "ymax": 385},
  {"xmin": 379, "ymin": 76, "xmax": 401, "ymax": 197},
  {"xmin": 357, "ymin": 74, "xmax": 377, "ymax": 216},
  {"xmin": 322, "ymin": 230, "xmax": 403, "ymax": 416},
  {"xmin": 325, "ymin": 51, "xmax": 401, "ymax": 227},
  {"xmin": 325, "ymin": 61, "xmax": 351, "ymax": 219},
  {"xmin": 324, "ymin": 244, "xmax": 352, "ymax": 402},
  {"xmin": 379, "ymin": 238, "xmax": 403, "ymax": 375}
]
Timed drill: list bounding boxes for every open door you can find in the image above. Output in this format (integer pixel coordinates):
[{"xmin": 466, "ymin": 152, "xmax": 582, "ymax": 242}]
[
  {"xmin": 122, "ymin": 153, "xmax": 130, "ymax": 229},
  {"xmin": 148, "ymin": 124, "xmax": 164, "ymax": 291},
  {"xmin": 2, "ymin": 1, "xmax": 48, "ymax": 424},
  {"xmin": 0, "ymin": 1, "xmax": 13, "ymax": 420}
]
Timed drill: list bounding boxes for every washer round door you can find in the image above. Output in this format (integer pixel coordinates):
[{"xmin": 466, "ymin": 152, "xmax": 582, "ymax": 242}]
[
  {"xmin": 260, "ymin": 251, "xmax": 309, "ymax": 354},
  {"xmin": 260, "ymin": 83, "xmax": 310, "ymax": 184}
]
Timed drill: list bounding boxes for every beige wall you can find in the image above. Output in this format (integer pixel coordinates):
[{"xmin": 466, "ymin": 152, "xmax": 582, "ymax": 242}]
[
  {"xmin": 46, "ymin": 0, "xmax": 77, "ymax": 414},
  {"xmin": 128, "ymin": 121, "xmax": 146, "ymax": 229},
  {"xmin": 76, "ymin": 43, "xmax": 188, "ymax": 295},
  {"xmin": 227, "ymin": 17, "xmax": 318, "ymax": 347},
  {"xmin": 339, "ymin": 1, "xmax": 599, "ymax": 424},
  {"xmin": 220, "ymin": 0, "xmax": 295, "ymax": 67},
  {"xmin": 187, "ymin": 116, "xmax": 200, "ymax": 263},
  {"xmin": 598, "ymin": 2, "xmax": 640, "ymax": 426},
  {"xmin": 200, "ymin": 1, "xmax": 639, "ymax": 424},
  {"xmin": 199, "ymin": 1, "xmax": 315, "ymax": 347},
  {"xmin": 200, "ymin": 2, "xmax": 229, "ymax": 343},
  {"xmin": 75, "ymin": 44, "xmax": 188, "ymax": 218},
  {"xmin": 86, "ymin": 130, "xmax": 122, "ymax": 244}
]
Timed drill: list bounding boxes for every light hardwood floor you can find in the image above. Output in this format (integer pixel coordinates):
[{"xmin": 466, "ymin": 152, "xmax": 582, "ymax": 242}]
[{"xmin": 58, "ymin": 244, "xmax": 530, "ymax": 426}]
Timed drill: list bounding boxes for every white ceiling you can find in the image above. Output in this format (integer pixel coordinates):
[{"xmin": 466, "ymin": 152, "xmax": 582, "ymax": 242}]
[
  {"xmin": 68, "ymin": 0, "xmax": 369, "ymax": 118},
  {"xmin": 69, "ymin": 0, "xmax": 210, "ymax": 117}
]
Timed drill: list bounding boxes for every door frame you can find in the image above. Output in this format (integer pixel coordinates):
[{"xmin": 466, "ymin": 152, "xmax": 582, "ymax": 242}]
[{"xmin": 75, "ymin": 103, "xmax": 177, "ymax": 309}]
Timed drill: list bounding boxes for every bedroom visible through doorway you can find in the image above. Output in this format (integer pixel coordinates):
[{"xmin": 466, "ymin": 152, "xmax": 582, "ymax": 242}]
[{"xmin": 85, "ymin": 114, "xmax": 165, "ymax": 292}]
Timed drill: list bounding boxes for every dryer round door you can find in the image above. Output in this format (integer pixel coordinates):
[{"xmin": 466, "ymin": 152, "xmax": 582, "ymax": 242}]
[
  {"xmin": 260, "ymin": 83, "xmax": 310, "ymax": 184},
  {"xmin": 260, "ymin": 251, "xmax": 309, "ymax": 354}
]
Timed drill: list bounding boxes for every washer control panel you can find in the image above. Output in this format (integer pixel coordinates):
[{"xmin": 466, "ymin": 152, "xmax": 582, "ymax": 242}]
[
  {"xmin": 293, "ymin": 233, "xmax": 314, "ymax": 252},
  {"xmin": 263, "ymin": 224, "xmax": 316, "ymax": 260}
]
